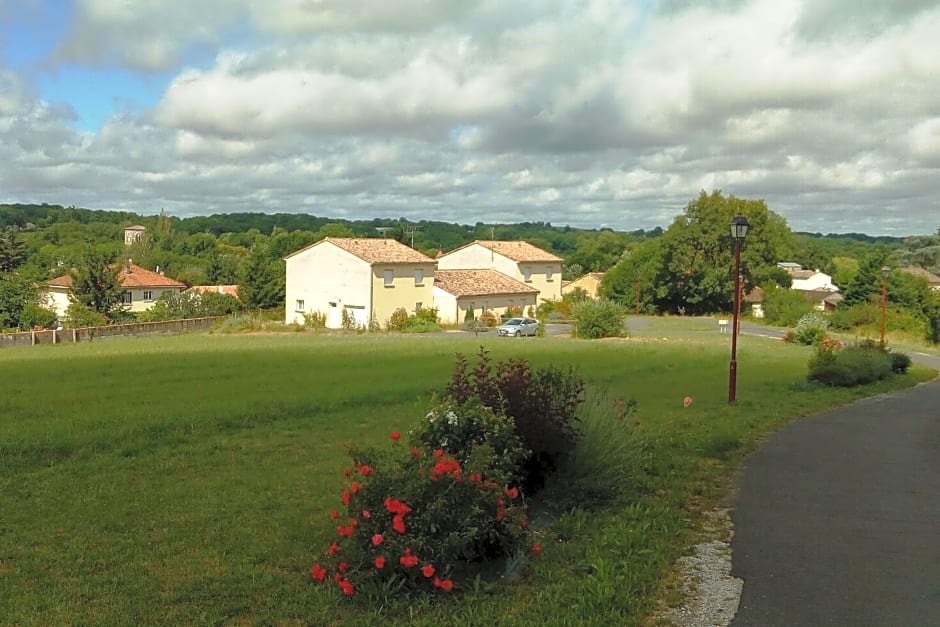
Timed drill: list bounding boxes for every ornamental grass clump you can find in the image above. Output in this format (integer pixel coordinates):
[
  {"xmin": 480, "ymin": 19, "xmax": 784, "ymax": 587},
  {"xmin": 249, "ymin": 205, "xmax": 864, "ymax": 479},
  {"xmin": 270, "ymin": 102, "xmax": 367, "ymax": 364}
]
[{"xmin": 310, "ymin": 432, "xmax": 534, "ymax": 599}]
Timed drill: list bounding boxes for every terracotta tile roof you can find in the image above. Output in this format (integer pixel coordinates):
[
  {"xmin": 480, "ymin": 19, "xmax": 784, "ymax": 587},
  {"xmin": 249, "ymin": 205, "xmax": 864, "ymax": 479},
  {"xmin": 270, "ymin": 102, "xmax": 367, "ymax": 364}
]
[
  {"xmin": 434, "ymin": 269, "xmax": 539, "ymax": 298},
  {"xmin": 796, "ymin": 289, "xmax": 844, "ymax": 304},
  {"xmin": 125, "ymin": 225, "xmax": 146, "ymax": 230},
  {"xmin": 185, "ymin": 285, "xmax": 239, "ymax": 298},
  {"xmin": 286, "ymin": 238, "xmax": 435, "ymax": 264},
  {"xmin": 459, "ymin": 240, "xmax": 563, "ymax": 262},
  {"xmin": 48, "ymin": 263, "xmax": 186, "ymax": 289}
]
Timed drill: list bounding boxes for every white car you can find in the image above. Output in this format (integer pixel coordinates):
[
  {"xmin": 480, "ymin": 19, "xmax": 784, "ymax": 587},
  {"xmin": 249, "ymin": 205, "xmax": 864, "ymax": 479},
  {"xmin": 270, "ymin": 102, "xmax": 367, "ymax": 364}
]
[{"xmin": 497, "ymin": 317, "xmax": 539, "ymax": 337}]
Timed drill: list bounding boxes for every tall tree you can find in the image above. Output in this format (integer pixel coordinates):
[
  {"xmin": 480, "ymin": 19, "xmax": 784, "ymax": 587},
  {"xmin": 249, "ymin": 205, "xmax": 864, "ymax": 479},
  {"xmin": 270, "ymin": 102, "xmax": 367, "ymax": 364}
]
[
  {"xmin": 649, "ymin": 191, "xmax": 794, "ymax": 314},
  {"xmin": 239, "ymin": 245, "xmax": 285, "ymax": 309},
  {"xmin": 69, "ymin": 250, "xmax": 125, "ymax": 320},
  {"xmin": 0, "ymin": 226, "xmax": 26, "ymax": 273},
  {"xmin": 842, "ymin": 250, "xmax": 891, "ymax": 307}
]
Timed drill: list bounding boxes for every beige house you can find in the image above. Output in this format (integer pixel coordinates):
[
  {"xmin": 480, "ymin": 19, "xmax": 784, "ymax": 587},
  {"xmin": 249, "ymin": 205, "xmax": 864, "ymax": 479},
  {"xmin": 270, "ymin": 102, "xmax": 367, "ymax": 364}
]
[
  {"xmin": 898, "ymin": 266, "xmax": 940, "ymax": 291},
  {"xmin": 124, "ymin": 225, "xmax": 146, "ymax": 246},
  {"xmin": 563, "ymin": 272, "xmax": 604, "ymax": 299},
  {"xmin": 45, "ymin": 263, "xmax": 186, "ymax": 318},
  {"xmin": 436, "ymin": 240, "xmax": 563, "ymax": 304},
  {"xmin": 433, "ymin": 269, "xmax": 539, "ymax": 325},
  {"xmin": 284, "ymin": 238, "xmax": 436, "ymax": 328},
  {"xmin": 184, "ymin": 285, "xmax": 240, "ymax": 299}
]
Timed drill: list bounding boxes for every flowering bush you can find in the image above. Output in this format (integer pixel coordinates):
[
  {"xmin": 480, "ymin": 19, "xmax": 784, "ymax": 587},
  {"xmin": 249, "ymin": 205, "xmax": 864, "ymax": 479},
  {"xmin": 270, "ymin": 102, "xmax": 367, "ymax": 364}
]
[
  {"xmin": 793, "ymin": 312, "xmax": 830, "ymax": 345},
  {"xmin": 444, "ymin": 348, "xmax": 585, "ymax": 493},
  {"xmin": 808, "ymin": 340, "xmax": 892, "ymax": 387},
  {"xmin": 413, "ymin": 398, "xmax": 530, "ymax": 484},
  {"xmin": 310, "ymin": 432, "xmax": 534, "ymax": 599}
]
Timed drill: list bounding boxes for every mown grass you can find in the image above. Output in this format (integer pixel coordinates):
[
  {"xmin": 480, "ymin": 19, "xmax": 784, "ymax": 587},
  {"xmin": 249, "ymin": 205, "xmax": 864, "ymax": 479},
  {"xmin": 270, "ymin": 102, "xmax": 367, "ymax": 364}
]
[{"xmin": 0, "ymin": 329, "xmax": 934, "ymax": 626}]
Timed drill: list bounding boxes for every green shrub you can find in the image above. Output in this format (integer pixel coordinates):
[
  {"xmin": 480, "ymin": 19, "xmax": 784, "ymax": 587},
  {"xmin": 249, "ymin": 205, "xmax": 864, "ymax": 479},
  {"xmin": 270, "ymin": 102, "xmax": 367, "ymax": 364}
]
[
  {"xmin": 761, "ymin": 284, "xmax": 814, "ymax": 326},
  {"xmin": 63, "ymin": 302, "xmax": 107, "ymax": 329},
  {"xmin": 310, "ymin": 437, "xmax": 532, "ymax": 598},
  {"xmin": 20, "ymin": 303, "xmax": 58, "ymax": 329},
  {"xmin": 793, "ymin": 312, "xmax": 829, "ymax": 345},
  {"xmin": 388, "ymin": 307, "xmax": 410, "ymax": 332},
  {"xmin": 571, "ymin": 299, "xmax": 626, "ymax": 339},
  {"xmin": 889, "ymin": 351, "xmax": 912, "ymax": 374},
  {"xmin": 413, "ymin": 398, "xmax": 529, "ymax": 484},
  {"xmin": 479, "ymin": 310, "xmax": 498, "ymax": 328},
  {"xmin": 443, "ymin": 348, "xmax": 585, "ymax": 493},
  {"xmin": 808, "ymin": 344, "xmax": 892, "ymax": 387},
  {"xmin": 303, "ymin": 310, "xmax": 327, "ymax": 329}
]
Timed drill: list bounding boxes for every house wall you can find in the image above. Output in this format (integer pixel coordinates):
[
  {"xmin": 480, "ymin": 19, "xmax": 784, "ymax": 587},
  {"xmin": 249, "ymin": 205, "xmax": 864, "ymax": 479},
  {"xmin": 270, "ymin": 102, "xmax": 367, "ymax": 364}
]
[
  {"xmin": 370, "ymin": 263, "xmax": 437, "ymax": 327},
  {"xmin": 791, "ymin": 272, "xmax": 838, "ymax": 291},
  {"xmin": 432, "ymin": 289, "xmax": 537, "ymax": 325},
  {"xmin": 284, "ymin": 243, "xmax": 371, "ymax": 327},
  {"xmin": 44, "ymin": 286, "xmax": 72, "ymax": 319},
  {"xmin": 123, "ymin": 287, "xmax": 184, "ymax": 312},
  {"xmin": 563, "ymin": 275, "xmax": 602, "ymax": 299},
  {"xmin": 437, "ymin": 244, "xmax": 562, "ymax": 304}
]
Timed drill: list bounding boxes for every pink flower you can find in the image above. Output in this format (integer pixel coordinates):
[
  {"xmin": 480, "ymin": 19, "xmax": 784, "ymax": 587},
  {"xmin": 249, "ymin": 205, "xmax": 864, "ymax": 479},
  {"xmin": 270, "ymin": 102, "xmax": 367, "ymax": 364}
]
[{"xmin": 372, "ymin": 533, "xmax": 384, "ymax": 546}]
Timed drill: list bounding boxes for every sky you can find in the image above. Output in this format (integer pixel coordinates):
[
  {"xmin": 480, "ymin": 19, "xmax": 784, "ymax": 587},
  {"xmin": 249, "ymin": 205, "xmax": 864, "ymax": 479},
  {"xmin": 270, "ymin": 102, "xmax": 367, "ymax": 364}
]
[{"xmin": 1, "ymin": 0, "xmax": 939, "ymax": 236}]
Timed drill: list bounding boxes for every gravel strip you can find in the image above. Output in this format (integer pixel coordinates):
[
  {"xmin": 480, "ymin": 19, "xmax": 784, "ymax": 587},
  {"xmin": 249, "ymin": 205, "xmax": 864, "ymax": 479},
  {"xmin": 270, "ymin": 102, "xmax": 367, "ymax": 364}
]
[{"xmin": 653, "ymin": 509, "xmax": 743, "ymax": 627}]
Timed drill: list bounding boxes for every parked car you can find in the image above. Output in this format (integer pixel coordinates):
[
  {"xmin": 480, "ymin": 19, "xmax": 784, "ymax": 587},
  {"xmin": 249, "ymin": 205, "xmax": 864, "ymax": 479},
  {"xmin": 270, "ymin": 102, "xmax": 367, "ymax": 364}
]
[{"xmin": 496, "ymin": 317, "xmax": 539, "ymax": 337}]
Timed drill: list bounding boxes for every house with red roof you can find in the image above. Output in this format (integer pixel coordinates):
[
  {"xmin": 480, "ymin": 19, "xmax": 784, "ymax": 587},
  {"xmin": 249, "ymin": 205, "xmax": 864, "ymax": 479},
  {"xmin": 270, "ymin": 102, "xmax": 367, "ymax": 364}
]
[
  {"xmin": 45, "ymin": 262, "xmax": 186, "ymax": 319},
  {"xmin": 436, "ymin": 240, "xmax": 563, "ymax": 305},
  {"xmin": 433, "ymin": 269, "xmax": 539, "ymax": 324},
  {"xmin": 284, "ymin": 238, "xmax": 436, "ymax": 328}
]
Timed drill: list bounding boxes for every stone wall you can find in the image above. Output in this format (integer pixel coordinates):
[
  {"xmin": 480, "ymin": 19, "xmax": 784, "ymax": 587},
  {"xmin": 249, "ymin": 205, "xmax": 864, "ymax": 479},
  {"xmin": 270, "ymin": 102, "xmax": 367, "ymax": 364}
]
[{"xmin": 0, "ymin": 317, "xmax": 226, "ymax": 350}]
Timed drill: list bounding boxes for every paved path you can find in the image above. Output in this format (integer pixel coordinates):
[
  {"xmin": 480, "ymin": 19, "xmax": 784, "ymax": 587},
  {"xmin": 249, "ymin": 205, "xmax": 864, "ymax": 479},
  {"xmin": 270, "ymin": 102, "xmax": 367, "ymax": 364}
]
[{"xmin": 730, "ymin": 353, "xmax": 940, "ymax": 626}]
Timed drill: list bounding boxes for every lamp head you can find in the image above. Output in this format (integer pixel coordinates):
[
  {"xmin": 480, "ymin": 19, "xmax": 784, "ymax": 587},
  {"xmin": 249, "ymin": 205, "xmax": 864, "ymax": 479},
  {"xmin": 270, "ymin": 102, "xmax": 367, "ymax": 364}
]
[{"xmin": 730, "ymin": 215, "xmax": 750, "ymax": 240}]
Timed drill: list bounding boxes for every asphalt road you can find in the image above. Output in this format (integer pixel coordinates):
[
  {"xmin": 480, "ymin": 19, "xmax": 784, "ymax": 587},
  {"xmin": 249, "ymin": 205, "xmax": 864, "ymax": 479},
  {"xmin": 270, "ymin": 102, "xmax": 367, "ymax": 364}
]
[{"xmin": 730, "ymin": 354, "xmax": 940, "ymax": 625}]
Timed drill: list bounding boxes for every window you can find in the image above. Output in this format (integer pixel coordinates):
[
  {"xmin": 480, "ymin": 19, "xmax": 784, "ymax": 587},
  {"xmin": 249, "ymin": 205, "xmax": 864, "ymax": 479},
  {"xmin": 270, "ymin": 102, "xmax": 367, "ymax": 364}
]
[
  {"xmin": 295, "ymin": 299, "xmax": 305, "ymax": 311},
  {"xmin": 122, "ymin": 292, "xmax": 132, "ymax": 305},
  {"xmin": 546, "ymin": 268, "xmax": 554, "ymax": 282},
  {"xmin": 143, "ymin": 291, "xmax": 153, "ymax": 300},
  {"xmin": 384, "ymin": 269, "xmax": 394, "ymax": 287},
  {"xmin": 414, "ymin": 269, "xmax": 424, "ymax": 285},
  {"xmin": 523, "ymin": 268, "xmax": 532, "ymax": 282},
  {"xmin": 415, "ymin": 302, "xmax": 422, "ymax": 312}
]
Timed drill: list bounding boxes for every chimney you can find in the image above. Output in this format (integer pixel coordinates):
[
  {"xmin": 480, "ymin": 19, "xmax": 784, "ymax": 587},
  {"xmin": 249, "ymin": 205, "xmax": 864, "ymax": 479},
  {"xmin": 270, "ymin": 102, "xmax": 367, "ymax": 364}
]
[
  {"xmin": 155, "ymin": 265, "xmax": 160, "ymax": 274},
  {"xmin": 125, "ymin": 258, "xmax": 132, "ymax": 274}
]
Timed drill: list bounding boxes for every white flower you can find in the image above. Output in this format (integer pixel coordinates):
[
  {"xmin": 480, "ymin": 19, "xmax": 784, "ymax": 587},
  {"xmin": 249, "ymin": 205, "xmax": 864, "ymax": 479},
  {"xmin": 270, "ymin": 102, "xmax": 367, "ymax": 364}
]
[{"xmin": 446, "ymin": 410, "xmax": 458, "ymax": 426}]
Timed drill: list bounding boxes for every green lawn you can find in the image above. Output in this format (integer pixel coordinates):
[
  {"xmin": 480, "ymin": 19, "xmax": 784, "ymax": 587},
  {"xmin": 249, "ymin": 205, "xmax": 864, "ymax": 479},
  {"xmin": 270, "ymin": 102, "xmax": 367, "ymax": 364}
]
[{"xmin": 1, "ymin": 330, "xmax": 934, "ymax": 626}]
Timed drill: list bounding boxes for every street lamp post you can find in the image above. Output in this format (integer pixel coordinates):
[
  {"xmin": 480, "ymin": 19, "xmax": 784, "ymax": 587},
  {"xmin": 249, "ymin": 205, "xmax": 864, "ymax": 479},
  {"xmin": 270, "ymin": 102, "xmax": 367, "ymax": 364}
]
[
  {"xmin": 728, "ymin": 215, "xmax": 750, "ymax": 404},
  {"xmin": 880, "ymin": 266, "xmax": 890, "ymax": 347}
]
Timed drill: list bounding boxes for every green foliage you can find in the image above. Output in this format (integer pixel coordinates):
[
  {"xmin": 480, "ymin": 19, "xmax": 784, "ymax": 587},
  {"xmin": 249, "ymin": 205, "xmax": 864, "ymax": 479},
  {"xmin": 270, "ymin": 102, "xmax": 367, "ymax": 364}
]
[
  {"xmin": 479, "ymin": 310, "xmax": 498, "ymax": 328},
  {"xmin": 793, "ymin": 312, "xmax": 829, "ymax": 345},
  {"xmin": 19, "ymin": 303, "xmax": 58, "ymax": 329},
  {"xmin": 312, "ymin": 440, "xmax": 531, "ymax": 597},
  {"xmin": 340, "ymin": 306, "xmax": 358, "ymax": 331},
  {"xmin": 443, "ymin": 348, "xmax": 586, "ymax": 493},
  {"xmin": 413, "ymin": 398, "xmax": 530, "ymax": 484},
  {"xmin": 890, "ymin": 352, "xmax": 912, "ymax": 374},
  {"xmin": 68, "ymin": 250, "xmax": 125, "ymax": 320},
  {"xmin": 138, "ymin": 291, "xmax": 240, "ymax": 322},
  {"xmin": 62, "ymin": 302, "xmax": 107, "ymax": 328},
  {"xmin": 571, "ymin": 299, "xmax": 626, "ymax": 339},
  {"xmin": 0, "ymin": 273, "xmax": 47, "ymax": 330},
  {"xmin": 0, "ymin": 226, "xmax": 27, "ymax": 273},
  {"xmin": 808, "ymin": 343, "xmax": 893, "ymax": 387},
  {"xmin": 842, "ymin": 251, "xmax": 890, "ymax": 307},
  {"xmin": 304, "ymin": 310, "xmax": 327, "ymax": 329},
  {"xmin": 760, "ymin": 284, "xmax": 814, "ymax": 326},
  {"xmin": 388, "ymin": 307, "xmax": 410, "ymax": 331},
  {"xmin": 649, "ymin": 191, "xmax": 794, "ymax": 314},
  {"xmin": 599, "ymin": 238, "xmax": 661, "ymax": 314},
  {"xmin": 238, "ymin": 244, "xmax": 284, "ymax": 310}
]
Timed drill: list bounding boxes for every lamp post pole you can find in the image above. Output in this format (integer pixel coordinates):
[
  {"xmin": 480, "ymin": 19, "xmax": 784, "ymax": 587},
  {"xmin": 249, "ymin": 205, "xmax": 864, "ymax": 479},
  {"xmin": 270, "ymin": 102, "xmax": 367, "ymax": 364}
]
[
  {"xmin": 728, "ymin": 215, "xmax": 749, "ymax": 404},
  {"xmin": 880, "ymin": 266, "xmax": 890, "ymax": 347}
]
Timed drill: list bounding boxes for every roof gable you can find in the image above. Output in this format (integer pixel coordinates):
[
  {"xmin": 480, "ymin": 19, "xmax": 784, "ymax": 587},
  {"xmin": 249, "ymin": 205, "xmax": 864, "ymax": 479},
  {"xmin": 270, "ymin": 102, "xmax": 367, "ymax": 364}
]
[
  {"xmin": 447, "ymin": 240, "xmax": 563, "ymax": 263},
  {"xmin": 434, "ymin": 269, "xmax": 539, "ymax": 297},
  {"xmin": 286, "ymin": 238, "xmax": 435, "ymax": 264}
]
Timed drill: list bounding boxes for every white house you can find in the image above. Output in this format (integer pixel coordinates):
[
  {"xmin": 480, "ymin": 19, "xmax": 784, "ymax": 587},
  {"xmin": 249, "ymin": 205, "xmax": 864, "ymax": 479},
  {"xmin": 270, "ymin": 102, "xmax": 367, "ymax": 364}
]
[
  {"xmin": 284, "ymin": 238, "xmax": 436, "ymax": 328},
  {"xmin": 45, "ymin": 262, "xmax": 186, "ymax": 319},
  {"xmin": 124, "ymin": 225, "xmax": 146, "ymax": 246},
  {"xmin": 436, "ymin": 240, "xmax": 563, "ymax": 304},
  {"xmin": 433, "ymin": 269, "xmax": 539, "ymax": 324},
  {"xmin": 789, "ymin": 269, "xmax": 839, "ymax": 292}
]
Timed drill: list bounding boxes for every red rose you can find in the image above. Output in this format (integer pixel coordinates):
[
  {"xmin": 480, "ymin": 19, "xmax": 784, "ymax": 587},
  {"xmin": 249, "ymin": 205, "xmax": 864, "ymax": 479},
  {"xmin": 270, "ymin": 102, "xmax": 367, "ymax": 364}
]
[
  {"xmin": 372, "ymin": 533, "xmax": 384, "ymax": 546},
  {"xmin": 362, "ymin": 509, "xmax": 371, "ymax": 519},
  {"xmin": 338, "ymin": 561, "xmax": 348, "ymax": 572},
  {"xmin": 351, "ymin": 481, "xmax": 360, "ymax": 494},
  {"xmin": 392, "ymin": 514, "xmax": 406, "ymax": 534},
  {"xmin": 374, "ymin": 556, "xmax": 386, "ymax": 569},
  {"xmin": 532, "ymin": 543, "xmax": 542, "ymax": 556},
  {"xmin": 505, "ymin": 487, "xmax": 519, "ymax": 499},
  {"xmin": 310, "ymin": 564, "xmax": 327, "ymax": 581},
  {"xmin": 390, "ymin": 431, "xmax": 401, "ymax": 441},
  {"xmin": 434, "ymin": 448, "xmax": 444, "ymax": 458},
  {"xmin": 330, "ymin": 509, "xmax": 339, "ymax": 520},
  {"xmin": 399, "ymin": 549, "xmax": 419, "ymax": 568},
  {"xmin": 338, "ymin": 579, "xmax": 355, "ymax": 596},
  {"xmin": 434, "ymin": 577, "xmax": 454, "ymax": 591},
  {"xmin": 410, "ymin": 447, "xmax": 422, "ymax": 458},
  {"xmin": 421, "ymin": 564, "xmax": 435, "ymax": 578},
  {"xmin": 327, "ymin": 542, "xmax": 339, "ymax": 556},
  {"xmin": 359, "ymin": 465, "xmax": 372, "ymax": 477},
  {"xmin": 341, "ymin": 490, "xmax": 351, "ymax": 505}
]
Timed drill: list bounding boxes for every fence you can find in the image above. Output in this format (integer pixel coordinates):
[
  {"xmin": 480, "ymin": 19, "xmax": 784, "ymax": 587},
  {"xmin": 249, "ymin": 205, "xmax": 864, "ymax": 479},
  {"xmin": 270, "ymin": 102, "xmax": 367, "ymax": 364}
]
[{"xmin": 0, "ymin": 316, "xmax": 226, "ymax": 350}]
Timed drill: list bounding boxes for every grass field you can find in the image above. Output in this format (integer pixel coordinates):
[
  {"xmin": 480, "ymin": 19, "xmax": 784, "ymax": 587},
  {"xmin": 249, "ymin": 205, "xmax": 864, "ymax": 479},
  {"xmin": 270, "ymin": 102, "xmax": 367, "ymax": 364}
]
[{"xmin": 1, "ymin": 325, "xmax": 934, "ymax": 626}]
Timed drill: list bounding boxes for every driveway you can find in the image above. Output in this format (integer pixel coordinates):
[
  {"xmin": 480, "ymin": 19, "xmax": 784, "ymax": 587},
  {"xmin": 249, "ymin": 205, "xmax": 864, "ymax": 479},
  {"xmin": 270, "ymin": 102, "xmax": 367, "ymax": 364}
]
[{"xmin": 730, "ymin": 358, "xmax": 940, "ymax": 625}]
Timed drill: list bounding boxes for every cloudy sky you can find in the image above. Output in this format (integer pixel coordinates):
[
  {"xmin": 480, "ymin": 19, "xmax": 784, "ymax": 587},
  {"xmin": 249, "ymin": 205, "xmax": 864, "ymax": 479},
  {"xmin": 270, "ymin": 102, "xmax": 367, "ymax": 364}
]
[{"xmin": 1, "ymin": 0, "xmax": 939, "ymax": 235}]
